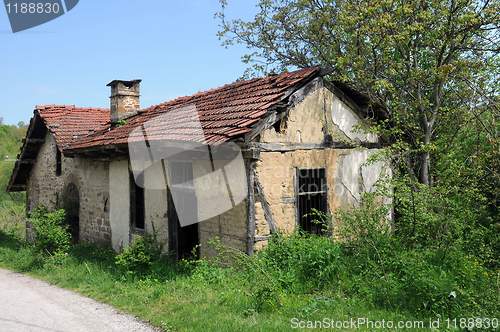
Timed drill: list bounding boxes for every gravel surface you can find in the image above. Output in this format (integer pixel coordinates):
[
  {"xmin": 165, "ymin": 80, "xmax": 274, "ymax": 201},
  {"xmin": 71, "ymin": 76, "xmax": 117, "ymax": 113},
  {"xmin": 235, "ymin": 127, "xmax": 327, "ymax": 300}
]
[{"xmin": 0, "ymin": 268, "xmax": 162, "ymax": 332}]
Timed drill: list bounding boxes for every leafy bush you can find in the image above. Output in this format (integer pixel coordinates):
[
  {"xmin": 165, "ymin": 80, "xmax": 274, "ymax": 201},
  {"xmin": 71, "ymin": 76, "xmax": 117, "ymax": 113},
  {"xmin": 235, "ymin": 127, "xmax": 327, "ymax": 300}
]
[
  {"xmin": 258, "ymin": 232, "xmax": 343, "ymax": 293},
  {"xmin": 28, "ymin": 206, "xmax": 71, "ymax": 253},
  {"xmin": 115, "ymin": 232, "xmax": 164, "ymax": 276}
]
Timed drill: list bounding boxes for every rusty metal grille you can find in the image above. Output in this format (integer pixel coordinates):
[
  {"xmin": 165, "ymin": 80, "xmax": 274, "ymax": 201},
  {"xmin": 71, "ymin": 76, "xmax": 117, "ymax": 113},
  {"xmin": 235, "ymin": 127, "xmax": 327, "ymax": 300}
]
[{"xmin": 297, "ymin": 168, "xmax": 327, "ymax": 235}]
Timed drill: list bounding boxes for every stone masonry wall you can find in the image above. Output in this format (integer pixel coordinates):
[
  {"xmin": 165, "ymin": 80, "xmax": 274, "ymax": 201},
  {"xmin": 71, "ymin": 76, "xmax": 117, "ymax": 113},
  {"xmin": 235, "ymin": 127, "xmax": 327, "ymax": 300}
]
[{"xmin": 27, "ymin": 131, "xmax": 111, "ymax": 246}]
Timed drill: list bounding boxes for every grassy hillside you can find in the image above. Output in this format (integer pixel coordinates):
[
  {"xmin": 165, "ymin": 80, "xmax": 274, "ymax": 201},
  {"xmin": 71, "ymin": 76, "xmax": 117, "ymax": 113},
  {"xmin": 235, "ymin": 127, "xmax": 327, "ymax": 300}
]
[{"xmin": 0, "ymin": 122, "xmax": 27, "ymax": 233}]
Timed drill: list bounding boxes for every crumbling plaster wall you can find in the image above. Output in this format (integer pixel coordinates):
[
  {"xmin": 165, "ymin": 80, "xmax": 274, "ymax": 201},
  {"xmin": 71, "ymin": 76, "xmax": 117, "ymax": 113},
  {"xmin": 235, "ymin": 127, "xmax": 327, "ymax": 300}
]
[
  {"xmin": 127, "ymin": 157, "xmax": 247, "ymax": 257},
  {"xmin": 260, "ymin": 86, "xmax": 326, "ymax": 144},
  {"xmin": 253, "ymin": 149, "xmax": 338, "ymax": 238},
  {"xmin": 107, "ymin": 159, "xmax": 169, "ymax": 251},
  {"xmin": 27, "ymin": 131, "xmax": 111, "ymax": 246},
  {"xmin": 260, "ymin": 85, "xmax": 376, "ymax": 144},
  {"xmin": 253, "ymin": 84, "xmax": 388, "ymax": 249}
]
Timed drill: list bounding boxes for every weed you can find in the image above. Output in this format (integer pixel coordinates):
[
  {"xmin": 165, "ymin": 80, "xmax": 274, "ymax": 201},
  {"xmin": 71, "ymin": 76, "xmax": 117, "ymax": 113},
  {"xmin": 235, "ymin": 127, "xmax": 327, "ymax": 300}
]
[{"xmin": 115, "ymin": 232, "xmax": 165, "ymax": 278}]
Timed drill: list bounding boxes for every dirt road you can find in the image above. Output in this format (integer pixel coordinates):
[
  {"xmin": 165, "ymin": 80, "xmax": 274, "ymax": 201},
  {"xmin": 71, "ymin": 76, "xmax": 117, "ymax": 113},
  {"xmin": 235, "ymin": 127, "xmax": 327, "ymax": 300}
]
[{"xmin": 0, "ymin": 268, "xmax": 161, "ymax": 332}]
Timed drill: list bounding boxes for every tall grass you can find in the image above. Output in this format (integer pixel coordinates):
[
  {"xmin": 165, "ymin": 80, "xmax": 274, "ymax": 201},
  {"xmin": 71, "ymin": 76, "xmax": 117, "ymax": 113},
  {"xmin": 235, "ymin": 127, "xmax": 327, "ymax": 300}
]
[
  {"xmin": 0, "ymin": 200, "xmax": 25, "ymax": 237},
  {"xmin": 1, "ymin": 223, "xmax": 498, "ymax": 331}
]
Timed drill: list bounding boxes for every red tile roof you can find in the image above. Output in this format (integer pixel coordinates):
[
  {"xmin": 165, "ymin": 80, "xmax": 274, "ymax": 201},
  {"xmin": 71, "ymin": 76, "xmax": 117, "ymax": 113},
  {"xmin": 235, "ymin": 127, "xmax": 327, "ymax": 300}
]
[
  {"xmin": 66, "ymin": 67, "xmax": 319, "ymax": 151},
  {"xmin": 6, "ymin": 105, "xmax": 110, "ymax": 192},
  {"xmin": 36, "ymin": 105, "xmax": 110, "ymax": 150}
]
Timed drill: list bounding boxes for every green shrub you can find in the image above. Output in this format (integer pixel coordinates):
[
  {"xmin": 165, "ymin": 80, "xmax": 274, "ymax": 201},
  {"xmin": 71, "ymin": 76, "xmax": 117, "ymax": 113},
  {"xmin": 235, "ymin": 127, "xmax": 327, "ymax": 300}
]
[
  {"xmin": 115, "ymin": 232, "xmax": 164, "ymax": 277},
  {"xmin": 258, "ymin": 232, "xmax": 344, "ymax": 293},
  {"xmin": 28, "ymin": 206, "xmax": 71, "ymax": 253}
]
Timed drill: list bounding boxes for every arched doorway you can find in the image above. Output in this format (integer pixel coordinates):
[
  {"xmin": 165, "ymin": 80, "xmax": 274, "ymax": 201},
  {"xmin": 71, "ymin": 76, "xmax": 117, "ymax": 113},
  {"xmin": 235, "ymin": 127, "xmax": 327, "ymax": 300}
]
[{"xmin": 64, "ymin": 183, "xmax": 80, "ymax": 244}]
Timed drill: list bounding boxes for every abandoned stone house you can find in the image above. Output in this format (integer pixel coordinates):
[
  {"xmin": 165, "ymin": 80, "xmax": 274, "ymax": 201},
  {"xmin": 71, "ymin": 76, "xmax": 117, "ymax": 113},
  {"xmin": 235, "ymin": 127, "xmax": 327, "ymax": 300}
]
[{"xmin": 7, "ymin": 67, "xmax": 389, "ymax": 259}]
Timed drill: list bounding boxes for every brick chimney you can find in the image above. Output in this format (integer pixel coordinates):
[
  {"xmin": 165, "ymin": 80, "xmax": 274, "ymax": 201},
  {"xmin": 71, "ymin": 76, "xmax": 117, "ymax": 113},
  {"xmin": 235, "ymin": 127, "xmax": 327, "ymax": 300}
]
[{"xmin": 107, "ymin": 79, "xmax": 142, "ymax": 124}]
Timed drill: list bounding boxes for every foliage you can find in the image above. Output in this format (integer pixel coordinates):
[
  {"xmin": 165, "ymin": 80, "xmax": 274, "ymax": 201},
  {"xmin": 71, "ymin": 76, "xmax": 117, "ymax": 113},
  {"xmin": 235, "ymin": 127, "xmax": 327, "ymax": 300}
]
[
  {"xmin": 27, "ymin": 206, "xmax": 71, "ymax": 253},
  {"xmin": 218, "ymin": 0, "xmax": 500, "ymax": 189},
  {"xmin": 115, "ymin": 119, "xmax": 127, "ymax": 127},
  {"xmin": 0, "ymin": 201, "xmax": 25, "ymax": 236},
  {"xmin": 326, "ymin": 193, "xmax": 499, "ymax": 316},
  {"xmin": 1, "ymin": 225, "xmax": 499, "ymax": 330},
  {"xmin": 0, "ymin": 123, "xmax": 27, "ymax": 236},
  {"xmin": 218, "ymin": 1, "xmax": 500, "ymax": 304},
  {"xmin": 0, "ymin": 124, "xmax": 26, "ymax": 206},
  {"xmin": 115, "ymin": 232, "xmax": 165, "ymax": 277}
]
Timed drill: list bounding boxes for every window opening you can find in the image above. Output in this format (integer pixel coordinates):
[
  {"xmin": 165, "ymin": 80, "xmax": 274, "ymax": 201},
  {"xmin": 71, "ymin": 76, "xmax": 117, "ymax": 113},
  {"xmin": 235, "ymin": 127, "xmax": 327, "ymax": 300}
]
[
  {"xmin": 296, "ymin": 168, "xmax": 328, "ymax": 235},
  {"xmin": 56, "ymin": 149, "xmax": 62, "ymax": 176},
  {"xmin": 130, "ymin": 173, "xmax": 145, "ymax": 230}
]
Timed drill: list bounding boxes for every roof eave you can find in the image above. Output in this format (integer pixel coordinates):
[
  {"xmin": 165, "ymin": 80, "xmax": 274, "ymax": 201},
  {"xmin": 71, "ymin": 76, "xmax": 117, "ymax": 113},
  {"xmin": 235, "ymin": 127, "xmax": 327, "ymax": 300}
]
[{"xmin": 6, "ymin": 110, "xmax": 44, "ymax": 193}]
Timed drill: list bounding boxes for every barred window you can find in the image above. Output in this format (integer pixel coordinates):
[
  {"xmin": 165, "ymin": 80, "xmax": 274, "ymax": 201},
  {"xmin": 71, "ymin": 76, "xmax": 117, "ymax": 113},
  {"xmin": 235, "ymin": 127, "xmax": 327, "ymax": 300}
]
[{"xmin": 296, "ymin": 168, "xmax": 327, "ymax": 235}]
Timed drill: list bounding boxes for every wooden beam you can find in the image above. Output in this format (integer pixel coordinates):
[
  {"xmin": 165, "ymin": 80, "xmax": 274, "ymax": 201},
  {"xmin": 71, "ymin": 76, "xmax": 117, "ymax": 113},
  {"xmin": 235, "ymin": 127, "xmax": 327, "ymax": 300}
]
[
  {"xmin": 319, "ymin": 67, "xmax": 335, "ymax": 77},
  {"xmin": 242, "ymin": 148, "xmax": 260, "ymax": 159},
  {"xmin": 241, "ymin": 141, "xmax": 385, "ymax": 152},
  {"xmin": 288, "ymin": 77, "xmax": 323, "ymax": 109},
  {"xmin": 83, "ymin": 152, "xmax": 101, "ymax": 158},
  {"xmin": 254, "ymin": 235, "xmax": 271, "ymax": 242},
  {"xmin": 64, "ymin": 144, "xmax": 128, "ymax": 157},
  {"xmin": 254, "ymin": 173, "xmax": 279, "ymax": 239},
  {"xmin": 20, "ymin": 159, "xmax": 36, "ymax": 164},
  {"xmin": 8, "ymin": 184, "xmax": 27, "ymax": 191},
  {"xmin": 7, "ymin": 114, "xmax": 39, "ymax": 192},
  {"xmin": 24, "ymin": 138, "xmax": 45, "ymax": 144},
  {"xmin": 280, "ymin": 197, "xmax": 295, "ymax": 204},
  {"xmin": 323, "ymin": 80, "xmax": 362, "ymax": 113},
  {"xmin": 245, "ymin": 160, "xmax": 255, "ymax": 256}
]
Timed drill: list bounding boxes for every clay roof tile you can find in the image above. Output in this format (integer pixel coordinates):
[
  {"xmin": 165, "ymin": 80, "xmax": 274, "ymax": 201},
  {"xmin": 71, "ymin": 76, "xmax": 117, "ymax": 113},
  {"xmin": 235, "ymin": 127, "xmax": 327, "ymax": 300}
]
[{"xmin": 64, "ymin": 67, "xmax": 319, "ymax": 150}]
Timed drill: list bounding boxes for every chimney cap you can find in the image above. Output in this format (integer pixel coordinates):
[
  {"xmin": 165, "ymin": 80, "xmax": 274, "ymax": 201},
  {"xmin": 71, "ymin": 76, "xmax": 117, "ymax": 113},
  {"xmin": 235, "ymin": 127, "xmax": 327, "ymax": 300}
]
[{"xmin": 106, "ymin": 79, "xmax": 142, "ymax": 87}]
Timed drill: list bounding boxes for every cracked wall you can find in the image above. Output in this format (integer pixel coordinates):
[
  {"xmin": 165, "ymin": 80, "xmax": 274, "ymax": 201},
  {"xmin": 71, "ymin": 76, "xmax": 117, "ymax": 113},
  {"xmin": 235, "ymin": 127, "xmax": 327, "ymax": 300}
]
[
  {"xmin": 260, "ymin": 85, "xmax": 377, "ymax": 144},
  {"xmin": 253, "ymin": 83, "xmax": 389, "ymax": 250},
  {"xmin": 253, "ymin": 149, "xmax": 389, "ymax": 250}
]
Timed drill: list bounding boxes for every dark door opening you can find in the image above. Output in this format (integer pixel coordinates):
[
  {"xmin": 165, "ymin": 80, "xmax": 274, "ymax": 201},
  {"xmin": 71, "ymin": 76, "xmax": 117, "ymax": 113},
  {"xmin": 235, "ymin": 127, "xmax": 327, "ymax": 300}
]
[
  {"xmin": 167, "ymin": 162, "xmax": 199, "ymax": 261},
  {"xmin": 64, "ymin": 183, "xmax": 80, "ymax": 244}
]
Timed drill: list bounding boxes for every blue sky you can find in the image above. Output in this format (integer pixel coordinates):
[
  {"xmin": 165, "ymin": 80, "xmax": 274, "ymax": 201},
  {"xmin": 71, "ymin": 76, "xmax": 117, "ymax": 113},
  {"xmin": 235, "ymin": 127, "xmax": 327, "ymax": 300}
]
[{"xmin": 0, "ymin": 0, "xmax": 259, "ymax": 126}]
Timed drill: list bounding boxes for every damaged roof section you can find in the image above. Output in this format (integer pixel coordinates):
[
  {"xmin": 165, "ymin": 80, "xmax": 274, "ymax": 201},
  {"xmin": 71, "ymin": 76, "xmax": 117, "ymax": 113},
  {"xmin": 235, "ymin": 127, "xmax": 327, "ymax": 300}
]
[
  {"xmin": 66, "ymin": 67, "xmax": 320, "ymax": 152},
  {"xmin": 7, "ymin": 105, "xmax": 110, "ymax": 192}
]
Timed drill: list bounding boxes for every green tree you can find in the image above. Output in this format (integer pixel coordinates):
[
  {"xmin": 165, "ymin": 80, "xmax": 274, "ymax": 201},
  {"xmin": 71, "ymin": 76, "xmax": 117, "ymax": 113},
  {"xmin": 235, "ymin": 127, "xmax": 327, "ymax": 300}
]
[
  {"xmin": 218, "ymin": 0, "xmax": 500, "ymax": 187},
  {"xmin": 218, "ymin": 0, "xmax": 500, "ymax": 265}
]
